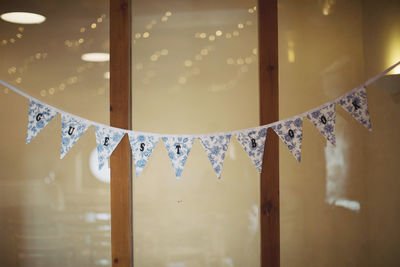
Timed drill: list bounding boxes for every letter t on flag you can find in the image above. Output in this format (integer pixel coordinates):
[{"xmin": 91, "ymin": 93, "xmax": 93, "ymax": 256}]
[{"xmin": 162, "ymin": 136, "xmax": 194, "ymax": 179}]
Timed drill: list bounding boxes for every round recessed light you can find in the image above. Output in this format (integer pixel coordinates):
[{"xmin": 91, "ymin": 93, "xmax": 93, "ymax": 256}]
[
  {"xmin": 0, "ymin": 12, "xmax": 46, "ymax": 24},
  {"xmin": 81, "ymin": 53, "xmax": 110, "ymax": 62},
  {"xmin": 89, "ymin": 148, "xmax": 110, "ymax": 184},
  {"xmin": 104, "ymin": 71, "xmax": 110, "ymax": 79}
]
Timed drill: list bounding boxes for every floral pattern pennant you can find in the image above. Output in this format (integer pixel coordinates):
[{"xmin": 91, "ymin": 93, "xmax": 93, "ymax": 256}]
[
  {"xmin": 234, "ymin": 127, "xmax": 267, "ymax": 173},
  {"xmin": 94, "ymin": 126, "xmax": 125, "ymax": 170},
  {"xmin": 199, "ymin": 135, "xmax": 231, "ymax": 179},
  {"xmin": 128, "ymin": 133, "xmax": 159, "ymax": 177},
  {"xmin": 60, "ymin": 114, "xmax": 90, "ymax": 159},
  {"xmin": 26, "ymin": 99, "xmax": 57, "ymax": 144},
  {"xmin": 338, "ymin": 87, "xmax": 372, "ymax": 130},
  {"xmin": 307, "ymin": 104, "xmax": 336, "ymax": 146},
  {"xmin": 162, "ymin": 136, "xmax": 194, "ymax": 179},
  {"xmin": 271, "ymin": 118, "xmax": 303, "ymax": 162}
]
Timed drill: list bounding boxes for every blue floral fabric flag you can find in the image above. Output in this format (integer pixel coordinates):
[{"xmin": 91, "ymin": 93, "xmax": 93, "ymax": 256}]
[
  {"xmin": 94, "ymin": 126, "xmax": 125, "ymax": 170},
  {"xmin": 162, "ymin": 136, "xmax": 194, "ymax": 179},
  {"xmin": 128, "ymin": 133, "xmax": 159, "ymax": 177},
  {"xmin": 306, "ymin": 104, "xmax": 336, "ymax": 146},
  {"xmin": 199, "ymin": 134, "xmax": 231, "ymax": 179},
  {"xmin": 338, "ymin": 87, "xmax": 372, "ymax": 130},
  {"xmin": 271, "ymin": 118, "xmax": 303, "ymax": 162},
  {"xmin": 60, "ymin": 114, "xmax": 90, "ymax": 159},
  {"xmin": 234, "ymin": 127, "xmax": 267, "ymax": 173},
  {"xmin": 26, "ymin": 99, "xmax": 57, "ymax": 144}
]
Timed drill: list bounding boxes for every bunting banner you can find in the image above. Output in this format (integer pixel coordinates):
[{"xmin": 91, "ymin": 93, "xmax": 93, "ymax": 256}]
[
  {"xmin": 60, "ymin": 114, "xmax": 90, "ymax": 159},
  {"xmin": 306, "ymin": 103, "xmax": 336, "ymax": 146},
  {"xmin": 0, "ymin": 60, "xmax": 398, "ymax": 179},
  {"xmin": 199, "ymin": 134, "xmax": 231, "ymax": 178},
  {"xmin": 271, "ymin": 118, "xmax": 303, "ymax": 162},
  {"xmin": 26, "ymin": 99, "xmax": 57, "ymax": 144},
  {"xmin": 94, "ymin": 126, "xmax": 125, "ymax": 170},
  {"xmin": 338, "ymin": 86, "xmax": 372, "ymax": 130},
  {"xmin": 162, "ymin": 136, "xmax": 194, "ymax": 178},
  {"xmin": 234, "ymin": 127, "xmax": 267, "ymax": 173},
  {"xmin": 128, "ymin": 133, "xmax": 159, "ymax": 177}
]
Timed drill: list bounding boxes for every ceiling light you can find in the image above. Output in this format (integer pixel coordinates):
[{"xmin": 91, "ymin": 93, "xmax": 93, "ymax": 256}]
[
  {"xmin": 81, "ymin": 53, "xmax": 109, "ymax": 62},
  {"xmin": 0, "ymin": 12, "xmax": 46, "ymax": 24}
]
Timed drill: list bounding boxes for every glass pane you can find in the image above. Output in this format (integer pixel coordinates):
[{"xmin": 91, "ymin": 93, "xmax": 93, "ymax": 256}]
[
  {"xmin": 279, "ymin": 0, "xmax": 400, "ymax": 266},
  {"xmin": 0, "ymin": 1, "xmax": 110, "ymax": 266},
  {"xmin": 131, "ymin": 0, "xmax": 260, "ymax": 266}
]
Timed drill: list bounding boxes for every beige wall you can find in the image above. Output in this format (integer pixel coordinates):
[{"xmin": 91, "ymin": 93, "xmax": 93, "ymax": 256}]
[
  {"xmin": 0, "ymin": 1, "xmax": 111, "ymax": 266},
  {"xmin": 363, "ymin": 0, "xmax": 400, "ymax": 265},
  {"xmin": 279, "ymin": 0, "xmax": 400, "ymax": 266},
  {"xmin": 131, "ymin": 0, "xmax": 400, "ymax": 266},
  {"xmin": 0, "ymin": 0, "xmax": 399, "ymax": 266},
  {"xmin": 131, "ymin": 1, "xmax": 261, "ymax": 266}
]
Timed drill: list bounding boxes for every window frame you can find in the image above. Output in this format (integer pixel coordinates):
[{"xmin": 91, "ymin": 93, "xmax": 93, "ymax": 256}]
[{"xmin": 109, "ymin": 0, "xmax": 279, "ymax": 266}]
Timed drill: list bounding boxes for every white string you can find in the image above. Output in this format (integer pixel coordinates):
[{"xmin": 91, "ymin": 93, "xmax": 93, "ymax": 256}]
[
  {"xmin": 0, "ymin": 79, "xmax": 130, "ymax": 134},
  {"xmin": 1, "ymin": 59, "xmax": 399, "ymax": 139}
]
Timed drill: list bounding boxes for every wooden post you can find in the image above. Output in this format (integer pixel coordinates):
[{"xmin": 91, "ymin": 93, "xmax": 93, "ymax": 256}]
[
  {"xmin": 110, "ymin": 0, "xmax": 132, "ymax": 266},
  {"xmin": 258, "ymin": 0, "xmax": 280, "ymax": 266}
]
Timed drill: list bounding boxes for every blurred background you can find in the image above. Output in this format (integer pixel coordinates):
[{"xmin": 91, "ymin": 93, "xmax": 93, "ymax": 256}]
[
  {"xmin": 0, "ymin": 0, "xmax": 399, "ymax": 266},
  {"xmin": 0, "ymin": 1, "xmax": 111, "ymax": 266}
]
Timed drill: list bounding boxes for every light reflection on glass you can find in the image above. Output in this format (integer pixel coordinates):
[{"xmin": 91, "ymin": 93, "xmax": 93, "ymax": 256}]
[
  {"xmin": 386, "ymin": 30, "xmax": 400, "ymax": 74},
  {"xmin": 0, "ymin": 1, "xmax": 111, "ymax": 266},
  {"xmin": 324, "ymin": 132, "xmax": 360, "ymax": 212},
  {"xmin": 131, "ymin": 0, "xmax": 260, "ymax": 265}
]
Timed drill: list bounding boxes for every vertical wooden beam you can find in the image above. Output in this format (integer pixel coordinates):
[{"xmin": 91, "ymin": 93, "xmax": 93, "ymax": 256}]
[
  {"xmin": 258, "ymin": 0, "xmax": 280, "ymax": 266},
  {"xmin": 110, "ymin": 0, "xmax": 132, "ymax": 267}
]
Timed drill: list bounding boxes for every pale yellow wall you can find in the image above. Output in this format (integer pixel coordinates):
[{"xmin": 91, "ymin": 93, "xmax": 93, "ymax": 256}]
[
  {"xmin": 0, "ymin": 1, "xmax": 111, "ymax": 266},
  {"xmin": 131, "ymin": 1, "xmax": 261, "ymax": 266},
  {"xmin": 131, "ymin": 1, "xmax": 400, "ymax": 266},
  {"xmin": 0, "ymin": 0, "xmax": 399, "ymax": 266},
  {"xmin": 279, "ymin": 0, "xmax": 400, "ymax": 266},
  {"xmin": 363, "ymin": 1, "xmax": 400, "ymax": 266}
]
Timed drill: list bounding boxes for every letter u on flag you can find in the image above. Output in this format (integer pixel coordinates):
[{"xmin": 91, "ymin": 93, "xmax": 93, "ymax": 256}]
[
  {"xmin": 128, "ymin": 133, "xmax": 159, "ymax": 177},
  {"xmin": 272, "ymin": 118, "xmax": 303, "ymax": 162},
  {"xmin": 26, "ymin": 99, "xmax": 57, "ymax": 144},
  {"xmin": 199, "ymin": 134, "xmax": 231, "ymax": 179},
  {"xmin": 338, "ymin": 87, "xmax": 372, "ymax": 130},
  {"xmin": 235, "ymin": 127, "xmax": 268, "ymax": 173},
  {"xmin": 60, "ymin": 114, "xmax": 90, "ymax": 159},
  {"xmin": 162, "ymin": 136, "xmax": 194, "ymax": 179},
  {"xmin": 94, "ymin": 126, "xmax": 125, "ymax": 169}
]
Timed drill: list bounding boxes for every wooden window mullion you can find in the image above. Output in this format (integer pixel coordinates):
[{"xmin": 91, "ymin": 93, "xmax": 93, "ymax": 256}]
[
  {"xmin": 110, "ymin": 0, "xmax": 133, "ymax": 266},
  {"xmin": 258, "ymin": 0, "xmax": 280, "ymax": 266},
  {"xmin": 109, "ymin": 0, "xmax": 279, "ymax": 266}
]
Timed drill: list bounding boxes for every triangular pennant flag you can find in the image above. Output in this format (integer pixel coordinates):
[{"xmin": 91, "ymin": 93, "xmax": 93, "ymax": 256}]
[
  {"xmin": 94, "ymin": 126, "xmax": 125, "ymax": 170},
  {"xmin": 235, "ymin": 127, "xmax": 267, "ymax": 173},
  {"xmin": 128, "ymin": 133, "xmax": 159, "ymax": 177},
  {"xmin": 60, "ymin": 114, "xmax": 90, "ymax": 159},
  {"xmin": 199, "ymin": 134, "xmax": 231, "ymax": 179},
  {"xmin": 162, "ymin": 136, "xmax": 194, "ymax": 178},
  {"xmin": 338, "ymin": 87, "xmax": 372, "ymax": 130},
  {"xmin": 271, "ymin": 118, "xmax": 303, "ymax": 162},
  {"xmin": 26, "ymin": 99, "xmax": 57, "ymax": 144},
  {"xmin": 307, "ymin": 104, "xmax": 336, "ymax": 146}
]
